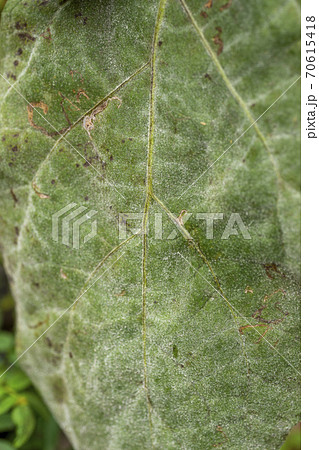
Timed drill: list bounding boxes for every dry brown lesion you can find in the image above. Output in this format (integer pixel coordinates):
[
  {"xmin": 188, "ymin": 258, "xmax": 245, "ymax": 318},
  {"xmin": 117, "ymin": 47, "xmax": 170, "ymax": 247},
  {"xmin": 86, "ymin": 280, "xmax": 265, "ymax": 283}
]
[
  {"xmin": 213, "ymin": 425, "xmax": 228, "ymax": 447},
  {"xmin": 75, "ymin": 88, "xmax": 89, "ymax": 103},
  {"xmin": 177, "ymin": 209, "xmax": 187, "ymax": 225},
  {"xmin": 32, "ymin": 181, "xmax": 50, "ymax": 198},
  {"xmin": 263, "ymin": 262, "xmax": 285, "ymax": 279},
  {"xmin": 219, "ymin": 0, "xmax": 232, "ymax": 11},
  {"xmin": 28, "ymin": 316, "xmax": 49, "ymax": 329},
  {"xmin": 239, "ymin": 289, "xmax": 289, "ymax": 344},
  {"xmin": 40, "ymin": 27, "xmax": 52, "ymax": 41},
  {"xmin": 239, "ymin": 323, "xmax": 270, "ymax": 343},
  {"xmin": 69, "ymin": 69, "xmax": 84, "ymax": 84},
  {"xmin": 27, "ymin": 101, "xmax": 69, "ymax": 137},
  {"xmin": 27, "ymin": 85, "xmax": 90, "ymax": 137},
  {"xmin": 212, "ymin": 26, "xmax": 223, "ymax": 56},
  {"xmin": 82, "ymin": 96, "xmax": 122, "ymax": 136}
]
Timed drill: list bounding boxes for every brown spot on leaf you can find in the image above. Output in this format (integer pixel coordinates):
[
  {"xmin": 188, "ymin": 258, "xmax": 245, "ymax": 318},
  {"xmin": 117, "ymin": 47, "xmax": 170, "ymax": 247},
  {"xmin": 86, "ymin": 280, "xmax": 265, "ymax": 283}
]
[
  {"xmin": 60, "ymin": 268, "xmax": 67, "ymax": 279},
  {"xmin": 59, "ymin": 91, "xmax": 80, "ymax": 114},
  {"xmin": 40, "ymin": 27, "xmax": 52, "ymax": 41},
  {"xmin": 240, "ymin": 289, "xmax": 289, "ymax": 344},
  {"xmin": 205, "ymin": 0, "xmax": 213, "ymax": 8},
  {"xmin": 83, "ymin": 96, "xmax": 122, "ymax": 135},
  {"xmin": 239, "ymin": 323, "xmax": 268, "ymax": 335},
  {"xmin": 51, "ymin": 377, "xmax": 67, "ymax": 403},
  {"xmin": 263, "ymin": 263, "xmax": 285, "ymax": 279},
  {"xmin": 32, "ymin": 182, "xmax": 50, "ymax": 199},
  {"xmin": 213, "ymin": 425, "xmax": 228, "ymax": 447},
  {"xmin": 252, "ymin": 289, "xmax": 287, "ymax": 325},
  {"xmin": 213, "ymin": 26, "xmax": 223, "ymax": 55},
  {"xmin": 27, "ymin": 101, "xmax": 47, "ymax": 125},
  {"xmin": 13, "ymin": 60, "xmax": 19, "ymax": 66},
  {"xmin": 10, "ymin": 188, "xmax": 18, "ymax": 204},
  {"xmin": 27, "ymin": 101, "xmax": 68, "ymax": 137},
  {"xmin": 6, "ymin": 72, "xmax": 16, "ymax": 80},
  {"xmin": 220, "ymin": 0, "xmax": 232, "ymax": 11},
  {"xmin": 15, "ymin": 21, "xmax": 27, "ymax": 30},
  {"xmin": 115, "ymin": 289, "xmax": 126, "ymax": 297},
  {"xmin": 16, "ymin": 48, "xmax": 23, "ymax": 56},
  {"xmin": 74, "ymin": 12, "xmax": 87, "ymax": 25},
  {"xmin": 75, "ymin": 88, "xmax": 89, "ymax": 103},
  {"xmin": 177, "ymin": 210, "xmax": 187, "ymax": 225},
  {"xmin": 200, "ymin": 11, "xmax": 208, "ymax": 18},
  {"xmin": 18, "ymin": 32, "xmax": 36, "ymax": 42},
  {"xmin": 69, "ymin": 69, "xmax": 84, "ymax": 84},
  {"xmin": 29, "ymin": 317, "xmax": 49, "ymax": 329}
]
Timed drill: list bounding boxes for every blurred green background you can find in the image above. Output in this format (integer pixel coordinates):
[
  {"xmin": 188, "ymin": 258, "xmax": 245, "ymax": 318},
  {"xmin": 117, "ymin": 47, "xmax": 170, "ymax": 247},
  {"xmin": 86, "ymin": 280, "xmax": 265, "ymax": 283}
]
[
  {"xmin": 0, "ymin": 257, "xmax": 71, "ymax": 450},
  {"xmin": 0, "ymin": 257, "xmax": 300, "ymax": 449}
]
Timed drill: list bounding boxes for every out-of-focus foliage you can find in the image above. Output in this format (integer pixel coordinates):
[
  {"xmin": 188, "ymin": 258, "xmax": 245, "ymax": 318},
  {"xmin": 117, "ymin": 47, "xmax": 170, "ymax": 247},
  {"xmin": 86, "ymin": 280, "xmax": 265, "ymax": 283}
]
[
  {"xmin": 0, "ymin": 260, "xmax": 71, "ymax": 449},
  {"xmin": 280, "ymin": 423, "xmax": 301, "ymax": 450}
]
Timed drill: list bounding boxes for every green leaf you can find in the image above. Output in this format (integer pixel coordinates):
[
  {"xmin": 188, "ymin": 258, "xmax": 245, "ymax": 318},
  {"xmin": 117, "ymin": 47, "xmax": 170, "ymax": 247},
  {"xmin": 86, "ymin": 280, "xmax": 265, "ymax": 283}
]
[
  {"xmin": 11, "ymin": 405, "xmax": 35, "ymax": 448},
  {"xmin": 42, "ymin": 416, "xmax": 60, "ymax": 450},
  {"xmin": 280, "ymin": 423, "xmax": 301, "ymax": 450},
  {"xmin": 0, "ymin": 440, "xmax": 15, "ymax": 450},
  {"xmin": 0, "ymin": 0, "xmax": 300, "ymax": 449},
  {"xmin": 0, "ymin": 396, "xmax": 16, "ymax": 415},
  {"xmin": 0, "ymin": 413, "xmax": 14, "ymax": 432},
  {"xmin": 5, "ymin": 370, "xmax": 31, "ymax": 392},
  {"xmin": 22, "ymin": 392, "xmax": 50, "ymax": 420},
  {"xmin": 0, "ymin": 332, "xmax": 14, "ymax": 353},
  {"xmin": 0, "ymin": 386, "xmax": 7, "ymax": 399}
]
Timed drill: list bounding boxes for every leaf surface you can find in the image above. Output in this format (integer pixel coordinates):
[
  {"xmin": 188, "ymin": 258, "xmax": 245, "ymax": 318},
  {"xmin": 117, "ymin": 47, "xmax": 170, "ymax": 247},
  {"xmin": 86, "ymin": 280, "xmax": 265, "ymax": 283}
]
[{"xmin": 0, "ymin": 0, "xmax": 300, "ymax": 448}]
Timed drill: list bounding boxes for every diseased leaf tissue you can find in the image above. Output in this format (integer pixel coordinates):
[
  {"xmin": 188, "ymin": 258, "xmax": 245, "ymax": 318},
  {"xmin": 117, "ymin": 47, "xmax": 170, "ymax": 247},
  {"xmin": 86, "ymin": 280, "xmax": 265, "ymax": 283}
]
[{"xmin": 0, "ymin": 0, "xmax": 300, "ymax": 449}]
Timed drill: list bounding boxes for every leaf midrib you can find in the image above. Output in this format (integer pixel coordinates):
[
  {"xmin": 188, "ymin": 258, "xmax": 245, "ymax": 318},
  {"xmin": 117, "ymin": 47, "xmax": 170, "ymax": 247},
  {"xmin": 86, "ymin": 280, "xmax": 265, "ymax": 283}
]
[{"xmin": 141, "ymin": 0, "xmax": 168, "ymax": 441}]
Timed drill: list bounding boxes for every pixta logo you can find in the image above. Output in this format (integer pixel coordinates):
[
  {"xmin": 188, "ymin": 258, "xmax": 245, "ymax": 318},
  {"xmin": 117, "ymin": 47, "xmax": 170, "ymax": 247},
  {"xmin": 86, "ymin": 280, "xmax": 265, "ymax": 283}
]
[
  {"xmin": 52, "ymin": 203, "xmax": 98, "ymax": 249},
  {"xmin": 118, "ymin": 212, "xmax": 251, "ymax": 240}
]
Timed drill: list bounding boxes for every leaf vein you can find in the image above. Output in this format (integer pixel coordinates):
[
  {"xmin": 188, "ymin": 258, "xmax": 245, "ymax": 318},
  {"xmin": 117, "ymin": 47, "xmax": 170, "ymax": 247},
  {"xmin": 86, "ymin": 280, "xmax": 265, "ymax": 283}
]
[{"xmin": 142, "ymin": 0, "xmax": 168, "ymax": 442}]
